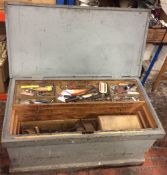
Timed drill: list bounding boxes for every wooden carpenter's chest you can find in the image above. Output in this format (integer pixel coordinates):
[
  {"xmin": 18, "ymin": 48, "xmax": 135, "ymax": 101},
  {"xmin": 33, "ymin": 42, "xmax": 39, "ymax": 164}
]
[{"xmin": 2, "ymin": 2, "xmax": 165, "ymax": 173}]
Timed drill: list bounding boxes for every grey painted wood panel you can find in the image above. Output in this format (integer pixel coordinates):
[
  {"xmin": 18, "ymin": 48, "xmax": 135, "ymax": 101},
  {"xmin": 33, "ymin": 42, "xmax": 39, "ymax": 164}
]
[
  {"xmin": 7, "ymin": 139, "xmax": 154, "ymax": 172},
  {"xmin": 6, "ymin": 4, "xmax": 149, "ymax": 78}
]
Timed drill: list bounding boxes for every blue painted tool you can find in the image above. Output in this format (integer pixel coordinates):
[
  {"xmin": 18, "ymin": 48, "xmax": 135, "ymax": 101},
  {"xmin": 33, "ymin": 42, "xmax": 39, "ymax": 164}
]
[
  {"xmin": 142, "ymin": 44, "xmax": 163, "ymax": 85},
  {"xmin": 142, "ymin": 28, "xmax": 167, "ymax": 85}
]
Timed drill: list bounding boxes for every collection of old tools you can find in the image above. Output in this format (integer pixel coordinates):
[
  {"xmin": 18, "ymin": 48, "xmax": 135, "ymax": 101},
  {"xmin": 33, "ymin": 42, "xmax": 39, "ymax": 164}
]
[
  {"xmin": 58, "ymin": 81, "xmax": 140, "ymax": 102},
  {"xmin": 21, "ymin": 113, "xmax": 142, "ymax": 135},
  {"xmin": 17, "ymin": 81, "xmax": 141, "ymax": 104},
  {"xmin": 20, "ymin": 84, "xmax": 53, "ymax": 96},
  {"xmin": 21, "ymin": 118, "xmax": 98, "ymax": 135},
  {"xmin": 18, "ymin": 82, "xmax": 141, "ymax": 134},
  {"xmin": 18, "ymin": 84, "xmax": 54, "ymax": 104}
]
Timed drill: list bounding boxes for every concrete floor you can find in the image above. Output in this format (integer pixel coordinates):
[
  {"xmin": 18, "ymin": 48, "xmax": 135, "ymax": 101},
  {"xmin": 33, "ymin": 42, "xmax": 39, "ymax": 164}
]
[{"xmin": 0, "ymin": 58, "xmax": 167, "ymax": 174}]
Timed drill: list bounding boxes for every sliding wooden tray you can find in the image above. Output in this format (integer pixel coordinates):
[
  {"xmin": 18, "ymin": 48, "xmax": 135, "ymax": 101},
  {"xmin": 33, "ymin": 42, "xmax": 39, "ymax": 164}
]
[{"xmin": 2, "ymin": 3, "xmax": 165, "ymax": 173}]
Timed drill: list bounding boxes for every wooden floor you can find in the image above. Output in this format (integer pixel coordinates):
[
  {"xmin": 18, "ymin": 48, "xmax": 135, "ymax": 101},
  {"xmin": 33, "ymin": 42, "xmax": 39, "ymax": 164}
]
[{"xmin": 0, "ymin": 70, "xmax": 167, "ymax": 175}]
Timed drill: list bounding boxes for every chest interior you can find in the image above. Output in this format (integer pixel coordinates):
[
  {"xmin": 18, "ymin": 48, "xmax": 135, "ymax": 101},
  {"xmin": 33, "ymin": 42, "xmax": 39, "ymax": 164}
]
[{"xmin": 9, "ymin": 79, "xmax": 158, "ymax": 136}]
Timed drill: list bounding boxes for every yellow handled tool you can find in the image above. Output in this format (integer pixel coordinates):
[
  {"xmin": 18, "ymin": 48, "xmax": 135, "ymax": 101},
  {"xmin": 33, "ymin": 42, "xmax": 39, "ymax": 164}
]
[{"xmin": 21, "ymin": 85, "xmax": 53, "ymax": 92}]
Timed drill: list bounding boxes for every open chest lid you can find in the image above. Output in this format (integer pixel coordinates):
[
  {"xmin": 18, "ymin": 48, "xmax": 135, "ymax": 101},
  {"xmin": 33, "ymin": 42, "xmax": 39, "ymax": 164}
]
[{"xmin": 6, "ymin": 2, "xmax": 149, "ymax": 78}]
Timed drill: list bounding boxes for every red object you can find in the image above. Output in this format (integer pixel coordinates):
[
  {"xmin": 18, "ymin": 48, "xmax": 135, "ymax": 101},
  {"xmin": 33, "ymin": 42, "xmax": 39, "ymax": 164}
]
[
  {"xmin": 0, "ymin": 11, "xmax": 5, "ymax": 22},
  {"xmin": 0, "ymin": 93, "xmax": 7, "ymax": 100}
]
